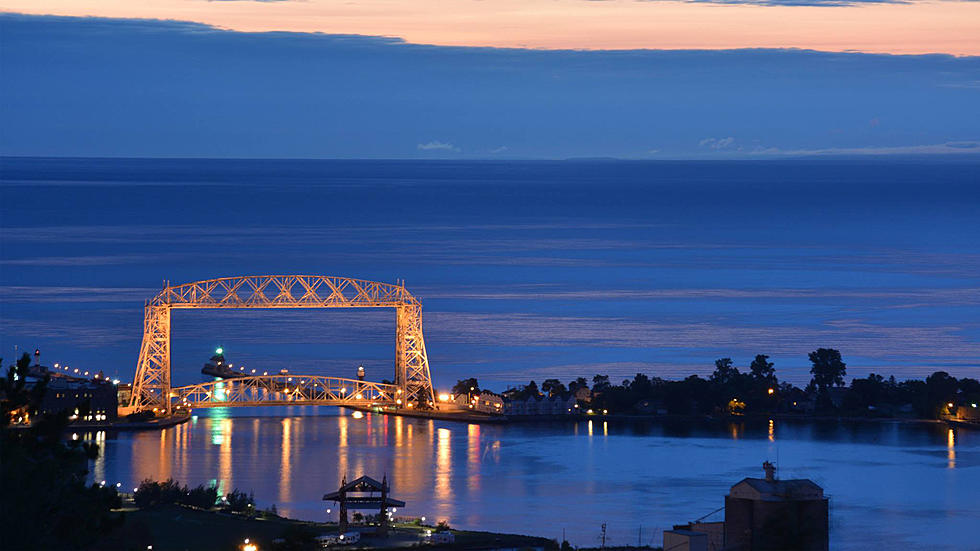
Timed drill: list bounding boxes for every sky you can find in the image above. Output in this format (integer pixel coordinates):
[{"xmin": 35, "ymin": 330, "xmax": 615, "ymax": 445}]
[
  {"xmin": 3, "ymin": 0, "xmax": 980, "ymax": 55},
  {"xmin": 1, "ymin": 13, "xmax": 978, "ymax": 159}
]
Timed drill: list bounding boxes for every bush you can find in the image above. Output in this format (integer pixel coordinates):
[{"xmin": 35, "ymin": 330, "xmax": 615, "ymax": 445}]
[
  {"xmin": 184, "ymin": 483, "xmax": 219, "ymax": 509},
  {"xmin": 223, "ymin": 488, "xmax": 255, "ymax": 513},
  {"xmin": 134, "ymin": 478, "xmax": 219, "ymax": 509}
]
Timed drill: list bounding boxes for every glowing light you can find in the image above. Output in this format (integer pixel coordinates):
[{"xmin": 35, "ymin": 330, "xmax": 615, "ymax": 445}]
[
  {"xmin": 355, "ymin": 393, "xmax": 363, "ymax": 399},
  {"xmin": 768, "ymin": 388, "xmax": 775, "ymax": 395},
  {"xmin": 352, "ymin": 411, "xmax": 364, "ymax": 419},
  {"xmin": 215, "ymin": 347, "xmax": 223, "ymax": 354}
]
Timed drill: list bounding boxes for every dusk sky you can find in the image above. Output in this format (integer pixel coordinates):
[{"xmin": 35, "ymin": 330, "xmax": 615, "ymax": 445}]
[{"xmin": 1, "ymin": 6, "xmax": 979, "ymax": 159}]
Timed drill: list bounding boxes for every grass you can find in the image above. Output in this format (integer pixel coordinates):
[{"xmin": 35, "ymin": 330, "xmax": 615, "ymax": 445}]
[{"xmin": 90, "ymin": 504, "xmax": 557, "ymax": 551}]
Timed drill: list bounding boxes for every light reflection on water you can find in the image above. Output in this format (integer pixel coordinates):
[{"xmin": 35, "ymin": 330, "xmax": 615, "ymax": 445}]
[{"xmin": 90, "ymin": 410, "xmax": 979, "ymax": 550}]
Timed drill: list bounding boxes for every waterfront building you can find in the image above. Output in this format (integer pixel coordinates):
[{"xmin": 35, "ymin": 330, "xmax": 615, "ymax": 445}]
[
  {"xmin": 448, "ymin": 390, "xmax": 504, "ymax": 414},
  {"xmin": 669, "ymin": 462, "xmax": 828, "ymax": 551},
  {"xmin": 19, "ymin": 367, "xmax": 118, "ymax": 423},
  {"xmin": 40, "ymin": 375, "xmax": 119, "ymax": 422},
  {"xmin": 724, "ymin": 462, "xmax": 828, "ymax": 551},
  {"xmin": 662, "ymin": 528, "xmax": 709, "ymax": 551}
]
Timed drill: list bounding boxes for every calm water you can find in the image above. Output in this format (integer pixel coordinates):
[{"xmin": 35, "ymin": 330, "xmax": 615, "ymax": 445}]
[
  {"xmin": 2, "ymin": 158, "xmax": 979, "ymax": 389},
  {"xmin": 85, "ymin": 410, "xmax": 979, "ymax": 549}
]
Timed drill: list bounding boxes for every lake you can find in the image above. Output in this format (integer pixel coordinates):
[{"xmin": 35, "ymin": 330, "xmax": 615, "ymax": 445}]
[{"xmin": 83, "ymin": 409, "xmax": 979, "ymax": 550}]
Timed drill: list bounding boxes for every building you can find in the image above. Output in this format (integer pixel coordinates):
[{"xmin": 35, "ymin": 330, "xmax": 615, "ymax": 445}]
[
  {"xmin": 662, "ymin": 529, "xmax": 708, "ymax": 551},
  {"xmin": 724, "ymin": 462, "xmax": 828, "ymax": 551},
  {"xmin": 40, "ymin": 375, "xmax": 119, "ymax": 422},
  {"xmin": 952, "ymin": 403, "xmax": 980, "ymax": 423},
  {"xmin": 447, "ymin": 390, "xmax": 504, "ymax": 414},
  {"xmin": 668, "ymin": 463, "xmax": 828, "ymax": 551}
]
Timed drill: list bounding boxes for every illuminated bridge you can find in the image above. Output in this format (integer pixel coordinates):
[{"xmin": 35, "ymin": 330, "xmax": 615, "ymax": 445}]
[
  {"xmin": 128, "ymin": 275, "xmax": 435, "ymax": 414},
  {"xmin": 173, "ymin": 375, "xmax": 400, "ymax": 409}
]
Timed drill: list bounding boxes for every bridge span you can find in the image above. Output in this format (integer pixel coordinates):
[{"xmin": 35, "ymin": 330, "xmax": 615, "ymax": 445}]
[
  {"xmin": 128, "ymin": 275, "xmax": 436, "ymax": 414},
  {"xmin": 172, "ymin": 375, "xmax": 402, "ymax": 409}
]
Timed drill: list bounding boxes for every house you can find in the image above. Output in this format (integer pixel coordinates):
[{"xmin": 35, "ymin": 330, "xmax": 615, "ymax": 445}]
[{"xmin": 448, "ymin": 390, "xmax": 504, "ymax": 414}]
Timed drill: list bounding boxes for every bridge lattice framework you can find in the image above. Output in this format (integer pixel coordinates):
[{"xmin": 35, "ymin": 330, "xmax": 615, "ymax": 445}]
[{"xmin": 129, "ymin": 275, "xmax": 435, "ymax": 413}]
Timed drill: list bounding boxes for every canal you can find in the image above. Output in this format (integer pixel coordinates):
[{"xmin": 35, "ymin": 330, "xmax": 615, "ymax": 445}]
[{"xmin": 85, "ymin": 410, "xmax": 978, "ymax": 550}]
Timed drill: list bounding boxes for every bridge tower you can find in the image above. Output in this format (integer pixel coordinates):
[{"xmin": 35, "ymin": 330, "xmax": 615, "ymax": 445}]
[{"xmin": 128, "ymin": 275, "xmax": 436, "ymax": 413}]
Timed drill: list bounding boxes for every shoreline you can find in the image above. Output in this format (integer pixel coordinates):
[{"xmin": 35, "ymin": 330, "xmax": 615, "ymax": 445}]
[{"xmin": 93, "ymin": 502, "xmax": 558, "ymax": 551}]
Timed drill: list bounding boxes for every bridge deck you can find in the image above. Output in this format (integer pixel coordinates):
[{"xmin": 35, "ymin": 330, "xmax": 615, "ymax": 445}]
[{"xmin": 172, "ymin": 374, "xmax": 402, "ymax": 409}]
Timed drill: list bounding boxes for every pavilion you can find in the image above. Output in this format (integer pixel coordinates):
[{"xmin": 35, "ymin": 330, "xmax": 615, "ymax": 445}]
[{"xmin": 323, "ymin": 475, "xmax": 406, "ymax": 536}]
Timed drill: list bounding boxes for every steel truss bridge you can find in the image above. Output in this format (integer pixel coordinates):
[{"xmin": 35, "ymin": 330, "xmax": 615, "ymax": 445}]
[
  {"xmin": 129, "ymin": 275, "xmax": 435, "ymax": 413},
  {"xmin": 174, "ymin": 375, "xmax": 400, "ymax": 409}
]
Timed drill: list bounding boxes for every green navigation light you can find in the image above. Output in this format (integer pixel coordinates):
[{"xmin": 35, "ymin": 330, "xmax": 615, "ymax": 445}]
[{"xmin": 215, "ymin": 347, "xmax": 223, "ymax": 355}]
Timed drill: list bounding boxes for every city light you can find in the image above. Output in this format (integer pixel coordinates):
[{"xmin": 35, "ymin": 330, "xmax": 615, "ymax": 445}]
[
  {"xmin": 215, "ymin": 347, "xmax": 223, "ymax": 354},
  {"xmin": 768, "ymin": 388, "xmax": 775, "ymax": 395},
  {"xmin": 438, "ymin": 393, "xmax": 450, "ymax": 401},
  {"xmin": 352, "ymin": 411, "xmax": 364, "ymax": 419}
]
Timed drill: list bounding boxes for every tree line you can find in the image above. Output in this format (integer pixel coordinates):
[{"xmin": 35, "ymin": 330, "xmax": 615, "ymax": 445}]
[{"xmin": 453, "ymin": 348, "xmax": 979, "ymax": 419}]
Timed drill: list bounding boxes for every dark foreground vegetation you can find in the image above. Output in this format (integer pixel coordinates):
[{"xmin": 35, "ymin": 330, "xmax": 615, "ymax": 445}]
[
  {"xmin": 0, "ymin": 354, "xmax": 122, "ymax": 550},
  {"xmin": 461, "ymin": 348, "xmax": 979, "ymax": 420}
]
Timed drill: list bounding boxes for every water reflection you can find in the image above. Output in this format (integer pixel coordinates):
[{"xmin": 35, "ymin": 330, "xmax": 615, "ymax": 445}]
[
  {"xmin": 467, "ymin": 424, "xmax": 481, "ymax": 493},
  {"xmin": 98, "ymin": 414, "xmax": 977, "ymax": 551},
  {"xmin": 947, "ymin": 428, "xmax": 955, "ymax": 469},
  {"xmin": 435, "ymin": 427, "xmax": 452, "ymax": 503},
  {"xmin": 281, "ymin": 418, "xmax": 292, "ymax": 504}
]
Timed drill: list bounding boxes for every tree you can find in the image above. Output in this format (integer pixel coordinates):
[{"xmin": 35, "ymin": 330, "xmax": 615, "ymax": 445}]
[
  {"xmin": 1, "ymin": 359, "xmax": 122, "ymax": 549},
  {"xmin": 525, "ymin": 380, "xmax": 540, "ymax": 397},
  {"xmin": 808, "ymin": 348, "xmax": 846, "ymax": 390},
  {"xmin": 710, "ymin": 358, "xmax": 739, "ymax": 386},
  {"xmin": 591, "ymin": 374, "xmax": 610, "ymax": 392},
  {"xmin": 452, "ymin": 378, "xmax": 480, "ymax": 396},
  {"xmin": 568, "ymin": 377, "xmax": 589, "ymax": 393},
  {"xmin": 629, "ymin": 373, "xmax": 653, "ymax": 395},
  {"xmin": 541, "ymin": 379, "xmax": 567, "ymax": 397},
  {"xmin": 1, "ymin": 353, "xmax": 47, "ymax": 426},
  {"xmin": 749, "ymin": 354, "xmax": 776, "ymax": 384},
  {"xmin": 925, "ymin": 371, "xmax": 960, "ymax": 417}
]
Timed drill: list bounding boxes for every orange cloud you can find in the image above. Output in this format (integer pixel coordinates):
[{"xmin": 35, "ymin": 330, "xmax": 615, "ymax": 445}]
[{"xmin": 2, "ymin": 0, "xmax": 979, "ymax": 55}]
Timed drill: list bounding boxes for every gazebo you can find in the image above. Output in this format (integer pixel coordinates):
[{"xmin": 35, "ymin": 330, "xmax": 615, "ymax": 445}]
[{"xmin": 323, "ymin": 475, "xmax": 406, "ymax": 536}]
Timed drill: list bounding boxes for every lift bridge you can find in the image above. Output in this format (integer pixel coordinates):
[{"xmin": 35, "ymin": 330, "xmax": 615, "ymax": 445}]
[{"xmin": 128, "ymin": 275, "xmax": 435, "ymax": 414}]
